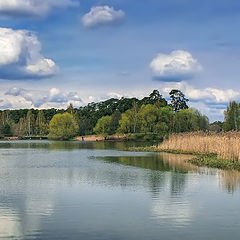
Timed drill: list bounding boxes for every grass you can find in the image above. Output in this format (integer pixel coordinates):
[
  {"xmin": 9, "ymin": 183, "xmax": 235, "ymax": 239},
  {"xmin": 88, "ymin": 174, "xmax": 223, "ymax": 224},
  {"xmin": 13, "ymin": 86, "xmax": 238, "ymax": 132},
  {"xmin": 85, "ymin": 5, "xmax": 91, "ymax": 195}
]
[
  {"xmin": 158, "ymin": 131, "xmax": 240, "ymax": 162},
  {"xmin": 189, "ymin": 155, "xmax": 240, "ymax": 171},
  {"xmin": 129, "ymin": 146, "xmax": 159, "ymax": 152},
  {"xmin": 130, "ymin": 131, "xmax": 240, "ymax": 171}
]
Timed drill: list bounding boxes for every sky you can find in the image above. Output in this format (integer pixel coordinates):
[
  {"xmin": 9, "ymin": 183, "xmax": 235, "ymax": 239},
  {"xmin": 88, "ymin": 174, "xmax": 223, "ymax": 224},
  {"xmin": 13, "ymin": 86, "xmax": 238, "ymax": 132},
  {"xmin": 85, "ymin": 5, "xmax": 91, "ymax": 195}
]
[{"xmin": 0, "ymin": 0, "xmax": 240, "ymax": 121}]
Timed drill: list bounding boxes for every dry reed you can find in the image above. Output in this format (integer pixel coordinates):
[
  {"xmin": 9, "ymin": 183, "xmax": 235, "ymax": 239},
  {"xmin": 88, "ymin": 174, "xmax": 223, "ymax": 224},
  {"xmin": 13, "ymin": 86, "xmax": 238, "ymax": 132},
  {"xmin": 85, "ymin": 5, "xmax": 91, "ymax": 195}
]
[{"xmin": 158, "ymin": 131, "xmax": 240, "ymax": 162}]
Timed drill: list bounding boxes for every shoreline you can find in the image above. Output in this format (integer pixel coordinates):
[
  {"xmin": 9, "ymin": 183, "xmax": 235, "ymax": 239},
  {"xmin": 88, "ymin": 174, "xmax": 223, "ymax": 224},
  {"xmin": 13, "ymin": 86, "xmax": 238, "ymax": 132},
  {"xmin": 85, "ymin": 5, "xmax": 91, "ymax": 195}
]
[
  {"xmin": 75, "ymin": 134, "xmax": 128, "ymax": 142},
  {"xmin": 129, "ymin": 146, "xmax": 240, "ymax": 171}
]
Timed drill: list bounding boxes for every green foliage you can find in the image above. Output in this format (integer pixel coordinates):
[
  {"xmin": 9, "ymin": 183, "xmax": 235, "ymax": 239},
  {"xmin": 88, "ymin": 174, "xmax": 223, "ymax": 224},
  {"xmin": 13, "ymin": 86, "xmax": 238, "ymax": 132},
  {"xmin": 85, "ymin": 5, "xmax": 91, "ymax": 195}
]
[
  {"xmin": 189, "ymin": 155, "xmax": 240, "ymax": 171},
  {"xmin": 110, "ymin": 110, "xmax": 122, "ymax": 133},
  {"xmin": 26, "ymin": 110, "xmax": 35, "ymax": 136},
  {"xmin": 209, "ymin": 121, "xmax": 223, "ymax": 132},
  {"xmin": 48, "ymin": 112, "xmax": 79, "ymax": 140},
  {"xmin": 169, "ymin": 89, "xmax": 189, "ymax": 112},
  {"xmin": 223, "ymin": 101, "xmax": 240, "ymax": 131},
  {"xmin": 173, "ymin": 108, "xmax": 208, "ymax": 132},
  {"xmin": 93, "ymin": 116, "xmax": 112, "ymax": 137},
  {"xmin": 138, "ymin": 104, "xmax": 159, "ymax": 133},
  {"xmin": 118, "ymin": 107, "xmax": 140, "ymax": 134},
  {"xmin": 36, "ymin": 110, "xmax": 49, "ymax": 135},
  {"xmin": 0, "ymin": 123, "xmax": 12, "ymax": 137}
]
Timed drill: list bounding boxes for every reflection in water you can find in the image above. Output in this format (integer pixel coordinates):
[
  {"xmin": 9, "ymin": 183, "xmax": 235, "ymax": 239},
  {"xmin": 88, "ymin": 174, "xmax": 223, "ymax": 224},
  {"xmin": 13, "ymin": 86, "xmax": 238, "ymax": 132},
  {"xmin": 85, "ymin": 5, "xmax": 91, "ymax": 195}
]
[
  {"xmin": 0, "ymin": 207, "xmax": 21, "ymax": 239},
  {"xmin": 100, "ymin": 152, "xmax": 240, "ymax": 194},
  {"xmin": 0, "ymin": 141, "xmax": 240, "ymax": 239},
  {"xmin": 99, "ymin": 152, "xmax": 196, "ymax": 173},
  {"xmin": 151, "ymin": 197, "xmax": 193, "ymax": 227},
  {"xmin": 0, "ymin": 140, "xmax": 154, "ymax": 151},
  {"xmin": 219, "ymin": 170, "xmax": 240, "ymax": 194}
]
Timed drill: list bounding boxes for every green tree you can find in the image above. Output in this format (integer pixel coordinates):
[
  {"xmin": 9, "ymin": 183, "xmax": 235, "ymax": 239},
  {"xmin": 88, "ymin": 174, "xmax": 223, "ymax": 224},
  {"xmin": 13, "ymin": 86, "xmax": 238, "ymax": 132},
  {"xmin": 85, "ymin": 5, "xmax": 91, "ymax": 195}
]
[
  {"xmin": 110, "ymin": 110, "xmax": 122, "ymax": 133},
  {"xmin": 48, "ymin": 112, "xmax": 79, "ymax": 140},
  {"xmin": 16, "ymin": 117, "xmax": 26, "ymax": 137},
  {"xmin": 26, "ymin": 110, "xmax": 35, "ymax": 136},
  {"xmin": 0, "ymin": 123, "xmax": 12, "ymax": 136},
  {"xmin": 117, "ymin": 104, "xmax": 140, "ymax": 134},
  {"xmin": 67, "ymin": 103, "xmax": 75, "ymax": 115},
  {"xmin": 140, "ymin": 90, "xmax": 167, "ymax": 107},
  {"xmin": 118, "ymin": 112, "xmax": 132, "ymax": 134},
  {"xmin": 36, "ymin": 110, "xmax": 48, "ymax": 135},
  {"xmin": 223, "ymin": 101, "xmax": 240, "ymax": 131},
  {"xmin": 93, "ymin": 116, "xmax": 112, "ymax": 137},
  {"xmin": 209, "ymin": 121, "xmax": 223, "ymax": 132},
  {"xmin": 78, "ymin": 116, "xmax": 92, "ymax": 136},
  {"xmin": 169, "ymin": 89, "xmax": 189, "ymax": 112},
  {"xmin": 158, "ymin": 106, "xmax": 175, "ymax": 132},
  {"xmin": 138, "ymin": 104, "xmax": 160, "ymax": 133},
  {"xmin": 174, "ymin": 108, "xmax": 205, "ymax": 132}
]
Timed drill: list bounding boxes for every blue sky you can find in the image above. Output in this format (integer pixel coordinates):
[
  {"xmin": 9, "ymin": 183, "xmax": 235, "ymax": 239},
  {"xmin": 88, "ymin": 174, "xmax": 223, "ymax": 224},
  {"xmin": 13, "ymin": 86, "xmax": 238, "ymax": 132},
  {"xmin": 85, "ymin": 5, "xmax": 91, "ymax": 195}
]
[{"xmin": 0, "ymin": 0, "xmax": 240, "ymax": 121}]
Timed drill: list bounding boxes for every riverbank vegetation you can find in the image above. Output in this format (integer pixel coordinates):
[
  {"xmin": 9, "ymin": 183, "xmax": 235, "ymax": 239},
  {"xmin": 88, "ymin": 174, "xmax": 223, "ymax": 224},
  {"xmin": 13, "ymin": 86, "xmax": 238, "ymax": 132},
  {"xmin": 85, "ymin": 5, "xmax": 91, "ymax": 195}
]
[
  {"xmin": 153, "ymin": 131, "xmax": 240, "ymax": 170},
  {"xmin": 158, "ymin": 131, "xmax": 240, "ymax": 161},
  {"xmin": 131, "ymin": 97, "xmax": 240, "ymax": 169}
]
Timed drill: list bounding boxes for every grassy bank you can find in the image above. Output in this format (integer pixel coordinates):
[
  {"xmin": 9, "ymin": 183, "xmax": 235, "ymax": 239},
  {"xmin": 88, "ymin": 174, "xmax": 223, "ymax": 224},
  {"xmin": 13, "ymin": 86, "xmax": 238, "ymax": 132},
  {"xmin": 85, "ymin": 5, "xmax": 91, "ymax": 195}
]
[
  {"xmin": 189, "ymin": 155, "xmax": 240, "ymax": 171},
  {"xmin": 158, "ymin": 131, "xmax": 240, "ymax": 161},
  {"xmin": 130, "ymin": 131, "xmax": 240, "ymax": 171}
]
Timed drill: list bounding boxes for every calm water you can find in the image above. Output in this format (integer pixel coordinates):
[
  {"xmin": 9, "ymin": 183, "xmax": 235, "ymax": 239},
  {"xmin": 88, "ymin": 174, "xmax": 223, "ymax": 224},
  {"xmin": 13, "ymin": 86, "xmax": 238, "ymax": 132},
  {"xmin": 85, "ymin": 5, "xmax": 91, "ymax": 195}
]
[{"xmin": 0, "ymin": 141, "xmax": 240, "ymax": 240}]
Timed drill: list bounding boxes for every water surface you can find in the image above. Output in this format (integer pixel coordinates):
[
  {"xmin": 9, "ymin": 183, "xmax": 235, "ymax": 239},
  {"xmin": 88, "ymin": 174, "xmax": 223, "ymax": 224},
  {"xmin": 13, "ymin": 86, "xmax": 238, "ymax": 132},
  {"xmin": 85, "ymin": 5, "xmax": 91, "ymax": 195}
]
[{"xmin": 0, "ymin": 140, "xmax": 240, "ymax": 240}]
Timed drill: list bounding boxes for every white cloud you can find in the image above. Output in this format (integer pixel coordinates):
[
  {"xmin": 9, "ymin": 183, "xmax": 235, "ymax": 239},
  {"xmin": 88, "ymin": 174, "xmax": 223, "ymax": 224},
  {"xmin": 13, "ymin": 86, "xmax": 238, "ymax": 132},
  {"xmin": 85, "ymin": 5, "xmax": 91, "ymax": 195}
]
[
  {"xmin": 150, "ymin": 50, "xmax": 202, "ymax": 81},
  {"xmin": 107, "ymin": 92, "xmax": 123, "ymax": 99},
  {"xmin": 4, "ymin": 87, "xmax": 82, "ymax": 109},
  {"xmin": 0, "ymin": 0, "xmax": 79, "ymax": 17},
  {"xmin": 82, "ymin": 5, "xmax": 125, "ymax": 28},
  {"xmin": 162, "ymin": 82, "xmax": 240, "ymax": 104},
  {"xmin": 0, "ymin": 27, "xmax": 58, "ymax": 79}
]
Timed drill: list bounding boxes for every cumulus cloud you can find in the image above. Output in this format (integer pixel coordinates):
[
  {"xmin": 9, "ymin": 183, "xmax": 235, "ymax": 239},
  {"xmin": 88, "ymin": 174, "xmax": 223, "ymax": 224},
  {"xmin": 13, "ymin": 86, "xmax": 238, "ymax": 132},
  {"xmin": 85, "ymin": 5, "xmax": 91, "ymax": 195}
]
[
  {"xmin": 162, "ymin": 82, "xmax": 239, "ymax": 104},
  {"xmin": 0, "ymin": 0, "xmax": 79, "ymax": 17},
  {"xmin": 0, "ymin": 27, "xmax": 58, "ymax": 79},
  {"xmin": 82, "ymin": 5, "xmax": 125, "ymax": 28},
  {"xmin": 4, "ymin": 87, "xmax": 82, "ymax": 109},
  {"xmin": 150, "ymin": 50, "xmax": 202, "ymax": 82}
]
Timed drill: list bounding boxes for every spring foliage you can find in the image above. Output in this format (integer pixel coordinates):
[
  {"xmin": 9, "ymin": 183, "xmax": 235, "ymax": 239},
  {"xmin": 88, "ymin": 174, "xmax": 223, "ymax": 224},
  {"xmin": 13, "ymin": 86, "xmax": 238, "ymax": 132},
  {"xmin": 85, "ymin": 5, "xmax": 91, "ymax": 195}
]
[{"xmin": 48, "ymin": 113, "xmax": 79, "ymax": 140}]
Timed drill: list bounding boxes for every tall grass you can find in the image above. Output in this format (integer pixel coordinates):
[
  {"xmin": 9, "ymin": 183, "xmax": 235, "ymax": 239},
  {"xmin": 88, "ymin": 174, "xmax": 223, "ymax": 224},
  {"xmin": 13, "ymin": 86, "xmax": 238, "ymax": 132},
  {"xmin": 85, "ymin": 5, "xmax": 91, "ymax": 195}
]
[{"xmin": 158, "ymin": 131, "xmax": 240, "ymax": 162}]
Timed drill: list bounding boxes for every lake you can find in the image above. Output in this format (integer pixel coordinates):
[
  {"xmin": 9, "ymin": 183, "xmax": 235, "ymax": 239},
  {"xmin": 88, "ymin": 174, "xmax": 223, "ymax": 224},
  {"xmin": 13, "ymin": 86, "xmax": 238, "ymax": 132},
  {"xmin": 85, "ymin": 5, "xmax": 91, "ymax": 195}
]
[{"xmin": 0, "ymin": 140, "xmax": 240, "ymax": 240}]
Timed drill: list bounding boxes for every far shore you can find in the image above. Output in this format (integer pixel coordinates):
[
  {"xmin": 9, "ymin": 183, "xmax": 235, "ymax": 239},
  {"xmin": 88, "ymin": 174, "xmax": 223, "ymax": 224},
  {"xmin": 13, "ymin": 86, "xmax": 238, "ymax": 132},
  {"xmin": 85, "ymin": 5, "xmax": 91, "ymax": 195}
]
[
  {"xmin": 75, "ymin": 134, "xmax": 128, "ymax": 142},
  {"xmin": 0, "ymin": 134, "xmax": 129, "ymax": 142}
]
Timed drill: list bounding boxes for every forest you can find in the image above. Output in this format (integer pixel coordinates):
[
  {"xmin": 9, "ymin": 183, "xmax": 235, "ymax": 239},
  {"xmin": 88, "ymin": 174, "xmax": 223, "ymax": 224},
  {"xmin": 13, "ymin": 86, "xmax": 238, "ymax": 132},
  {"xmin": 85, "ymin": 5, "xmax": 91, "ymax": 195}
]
[{"xmin": 0, "ymin": 89, "xmax": 233, "ymax": 140}]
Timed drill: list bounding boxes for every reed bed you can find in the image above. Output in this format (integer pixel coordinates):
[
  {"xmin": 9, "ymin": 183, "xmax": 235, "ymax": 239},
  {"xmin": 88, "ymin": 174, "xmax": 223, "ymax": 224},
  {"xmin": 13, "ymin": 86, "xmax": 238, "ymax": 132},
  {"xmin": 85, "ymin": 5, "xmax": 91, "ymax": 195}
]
[{"xmin": 158, "ymin": 131, "xmax": 240, "ymax": 162}]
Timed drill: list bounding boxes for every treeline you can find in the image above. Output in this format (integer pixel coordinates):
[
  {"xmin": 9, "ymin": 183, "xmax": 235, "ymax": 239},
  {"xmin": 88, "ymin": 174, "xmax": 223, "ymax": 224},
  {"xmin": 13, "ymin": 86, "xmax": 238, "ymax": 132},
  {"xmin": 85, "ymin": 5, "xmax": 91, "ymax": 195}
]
[{"xmin": 0, "ymin": 89, "xmax": 210, "ymax": 140}]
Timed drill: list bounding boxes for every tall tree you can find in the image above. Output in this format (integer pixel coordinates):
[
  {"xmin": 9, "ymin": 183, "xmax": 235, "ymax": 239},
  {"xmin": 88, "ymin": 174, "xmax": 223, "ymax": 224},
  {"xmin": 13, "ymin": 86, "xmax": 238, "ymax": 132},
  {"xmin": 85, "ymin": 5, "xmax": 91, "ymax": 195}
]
[
  {"xmin": 36, "ymin": 110, "xmax": 48, "ymax": 135},
  {"xmin": 48, "ymin": 113, "xmax": 79, "ymax": 140},
  {"xmin": 223, "ymin": 101, "xmax": 240, "ymax": 131},
  {"xmin": 0, "ymin": 123, "xmax": 12, "ymax": 137},
  {"xmin": 26, "ymin": 110, "xmax": 35, "ymax": 136},
  {"xmin": 138, "ymin": 104, "xmax": 160, "ymax": 133},
  {"xmin": 93, "ymin": 116, "xmax": 112, "ymax": 137},
  {"xmin": 16, "ymin": 117, "xmax": 26, "ymax": 137},
  {"xmin": 169, "ymin": 89, "xmax": 189, "ymax": 112},
  {"xmin": 110, "ymin": 109, "xmax": 122, "ymax": 133},
  {"xmin": 67, "ymin": 103, "xmax": 74, "ymax": 115}
]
